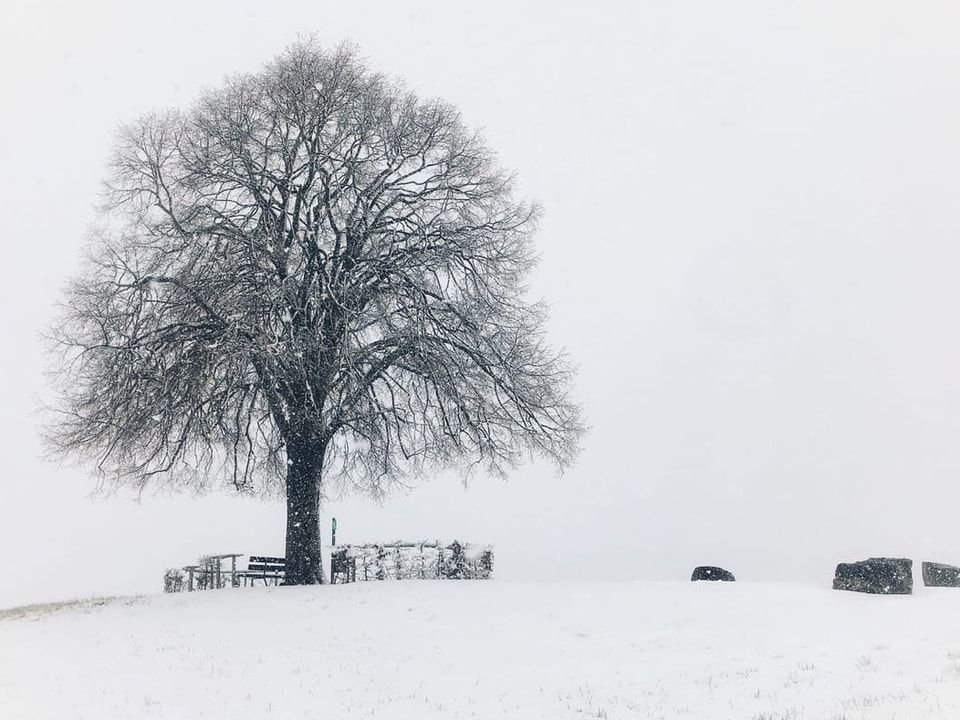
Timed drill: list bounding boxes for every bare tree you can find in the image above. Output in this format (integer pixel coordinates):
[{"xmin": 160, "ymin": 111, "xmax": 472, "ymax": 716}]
[{"xmin": 46, "ymin": 42, "xmax": 584, "ymax": 585}]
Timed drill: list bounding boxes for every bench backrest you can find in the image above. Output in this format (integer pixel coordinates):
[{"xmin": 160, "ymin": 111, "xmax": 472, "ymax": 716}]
[{"xmin": 247, "ymin": 556, "xmax": 286, "ymax": 573}]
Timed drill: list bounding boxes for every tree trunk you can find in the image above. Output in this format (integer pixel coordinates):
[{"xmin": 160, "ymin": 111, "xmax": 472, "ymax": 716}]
[{"xmin": 282, "ymin": 435, "xmax": 327, "ymax": 585}]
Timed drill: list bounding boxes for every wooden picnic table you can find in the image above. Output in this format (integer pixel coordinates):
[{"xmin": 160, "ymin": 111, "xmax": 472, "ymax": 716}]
[{"xmin": 183, "ymin": 553, "xmax": 244, "ymax": 591}]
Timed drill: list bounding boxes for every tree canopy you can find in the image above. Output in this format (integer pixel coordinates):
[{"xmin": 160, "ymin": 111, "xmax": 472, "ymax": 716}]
[{"xmin": 47, "ymin": 42, "xmax": 585, "ymax": 584}]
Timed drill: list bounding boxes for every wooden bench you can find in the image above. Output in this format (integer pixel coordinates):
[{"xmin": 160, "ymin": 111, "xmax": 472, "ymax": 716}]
[{"xmin": 239, "ymin": 556, "xmax": 286, "ymax": 586}]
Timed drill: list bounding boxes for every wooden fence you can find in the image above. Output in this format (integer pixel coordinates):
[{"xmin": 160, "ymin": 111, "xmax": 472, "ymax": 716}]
[{"xmin": 331, "ymin": 541, "xmax": 494, "ymax": 583}]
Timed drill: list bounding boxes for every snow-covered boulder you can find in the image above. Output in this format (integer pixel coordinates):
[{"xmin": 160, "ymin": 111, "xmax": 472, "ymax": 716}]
[
  {"xmin": 832, "ymin": 557, "xmax": 912, "ymax": 594},
  {"xmin": 691, "ymin": 566, "xmax": 735, "ymax": 581},
  {"xmin": 922, "ymin": 561, "xmax": 960, "ymax": 587}
]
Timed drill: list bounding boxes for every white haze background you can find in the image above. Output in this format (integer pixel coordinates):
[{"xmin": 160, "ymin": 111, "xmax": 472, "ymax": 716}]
[{"xmin": 2, "ymin": 0, "xmax": 960, "ymax": 607}]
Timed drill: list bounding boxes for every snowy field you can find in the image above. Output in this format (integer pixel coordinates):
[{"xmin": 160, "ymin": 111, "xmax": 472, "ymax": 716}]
[{"xmin": 3, "ymin": 580, "xmax": 960, "ymax": 719}]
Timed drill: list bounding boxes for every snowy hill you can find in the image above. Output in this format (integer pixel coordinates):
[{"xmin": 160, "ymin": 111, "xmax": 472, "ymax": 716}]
[{"xmin": 3, "ymin": 580, "xmax": 960, "ymax": 719}]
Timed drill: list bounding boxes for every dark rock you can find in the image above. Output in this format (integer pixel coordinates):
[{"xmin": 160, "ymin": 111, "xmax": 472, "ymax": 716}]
[
  {"xmin": 691, "ymin": 566, "xmax": 736, "ymax": 582},
  {"xmin": 832, "ymin": 557, "xmax": 912, "ymax": 594},
  {"xmin": 922, "ymin": 561, "xmax": 960, "ymax": 587}
]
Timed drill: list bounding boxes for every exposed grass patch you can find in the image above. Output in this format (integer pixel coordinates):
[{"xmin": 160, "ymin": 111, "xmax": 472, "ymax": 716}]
[{"xmin": 0, "ymin": 596, "xmax": 122, "ymax": 622}]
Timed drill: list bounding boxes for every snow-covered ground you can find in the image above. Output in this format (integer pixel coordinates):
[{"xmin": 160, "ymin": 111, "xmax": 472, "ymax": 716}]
[{"xmin": 3, "ymin": 580, "xmax": 960, "ymax": 719}]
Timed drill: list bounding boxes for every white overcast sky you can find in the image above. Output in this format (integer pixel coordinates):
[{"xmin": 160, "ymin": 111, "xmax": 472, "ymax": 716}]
[{"xmin": 3, "ymin": 0, "xmax": 960, "ymax": 606}]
